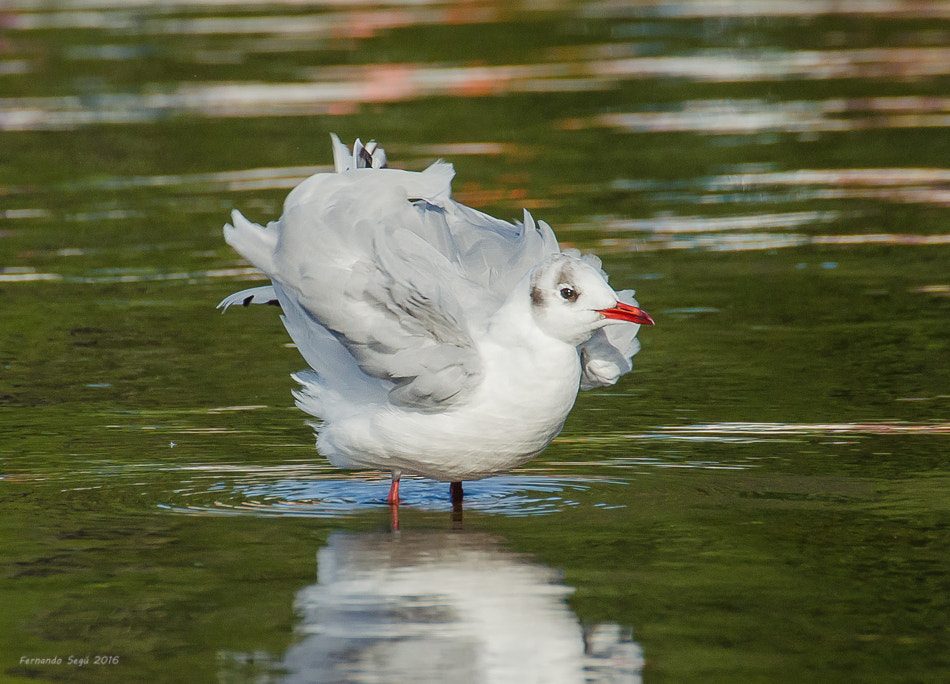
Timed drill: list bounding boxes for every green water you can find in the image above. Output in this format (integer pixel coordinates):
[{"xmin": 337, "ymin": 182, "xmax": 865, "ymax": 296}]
[{"xmin": 2, "ymin": 2, "xmax": 950, "ymax": 682}]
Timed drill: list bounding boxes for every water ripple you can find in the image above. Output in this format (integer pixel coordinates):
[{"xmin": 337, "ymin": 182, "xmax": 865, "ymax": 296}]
[
  {"xmin": 0, "ymin": 265, "xmax": 264, "ymax": 284},
  {"xmin": 573, "ymin": 97, "xmax": 950, "ymax": 136},
  {"xmin": 161, "ymin": 475, "xmax": 622, "ymax": 518},
  {"xmin": 7, "ymin": 50, "xmax": 950, "ymax": 130},
  {"xmin": 565, "ymin": 421, "xmax": 950, "ymax": 444},
  {"xmin": 599, "ymin": 231, "xmax": 950, "ymax": 253}
]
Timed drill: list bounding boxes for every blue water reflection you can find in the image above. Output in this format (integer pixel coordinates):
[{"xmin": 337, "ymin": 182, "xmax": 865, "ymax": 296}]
[{"xmin": 164, "ymin": 475, "xmax": 625, "ymax": 518}]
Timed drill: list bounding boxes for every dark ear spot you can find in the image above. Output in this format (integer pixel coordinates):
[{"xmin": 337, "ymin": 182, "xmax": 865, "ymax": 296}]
[
  {"xmin": 530, "ymin": 285, "xmax": 545, "ymax": 306},
  {"xmin": 555, "ymin": 262, "xmax": 576, "ymax": 285}
]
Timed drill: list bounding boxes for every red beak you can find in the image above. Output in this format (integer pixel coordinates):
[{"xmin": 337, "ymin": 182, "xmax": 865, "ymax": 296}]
[{"xmin": 598, "ymin": 301, "xmax": 655, "ymax": 325}]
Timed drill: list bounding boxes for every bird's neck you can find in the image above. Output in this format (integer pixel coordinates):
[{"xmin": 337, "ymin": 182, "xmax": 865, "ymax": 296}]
[
  {"xmin": 487, "ymin": 277, "xmax": 559, "ymax": 350},
  {"xmin": 485, "ymin": 278, "xmax": 582, "ymax": 380},
  {"xmin": 479, "ymin": 284, "xmax": 582, "ymax": 441}
]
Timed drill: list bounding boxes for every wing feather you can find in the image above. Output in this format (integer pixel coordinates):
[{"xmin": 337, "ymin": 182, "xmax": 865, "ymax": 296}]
[
  {"xmin": 235, "ymin": 157, "xmax": 486, "ymax": 411},
  {"xmin": 221, "ymin": 134, "xmax": 576, "ymax": 412},
  {"xmin": 217, "ymin": 285, "xmax": 278, "ymax": 311}
]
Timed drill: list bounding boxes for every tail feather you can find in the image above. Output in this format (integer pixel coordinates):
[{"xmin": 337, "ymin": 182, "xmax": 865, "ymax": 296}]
[
  {"xmin": 223, "ymin": 209, "xmax": 278, "ymax": 274},
  {"xmin": 330, "ymin": 133, "xmax": 388, "ymax": 172},
  {"xmin": 291, "ymin": 370, "xmax": 330, "ymax": 419},
  {"xmin": 291, "ymin": 369, "xmax": 377, "ymax": 424},
  {"xmin": 330, "ymin": 133, "xmax": 353, "ymax": 173}
]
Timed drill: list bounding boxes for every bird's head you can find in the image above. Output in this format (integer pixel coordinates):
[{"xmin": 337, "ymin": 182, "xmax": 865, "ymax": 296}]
[{"xmin": 528, "ymin": 253, "xmax": 654, "ymax": 346}]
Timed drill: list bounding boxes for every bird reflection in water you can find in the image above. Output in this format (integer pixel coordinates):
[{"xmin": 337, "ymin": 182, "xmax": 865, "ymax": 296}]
[{"xmin": 220, "ymin": 531, "xmax": 644, "ymax": 683}]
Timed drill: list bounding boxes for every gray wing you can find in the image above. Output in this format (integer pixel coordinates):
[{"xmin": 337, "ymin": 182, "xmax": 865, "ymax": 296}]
[
  {"xmin": 223, "ymin": 136, "xmax": 561, "ymax": 410},
  {"xmin": 440, "ymin": 203, "xmax": 560, "ymax": 302},
  {"xmin": 342, "ymin": 225, "xmax": 483, "ymax": 409},
  {"xmin": 224, "ymin": 164, "xmax": 483, "ymax": 411}
]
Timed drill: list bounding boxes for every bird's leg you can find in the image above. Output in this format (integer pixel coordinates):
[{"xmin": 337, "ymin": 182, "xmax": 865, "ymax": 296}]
[
  {"xmin": 450, "ymin": 481, "xmax": 464, "ymax": 529},
  {"xmin": 387, "ymin": 472, "xmax": 401, "ymax": 505}
]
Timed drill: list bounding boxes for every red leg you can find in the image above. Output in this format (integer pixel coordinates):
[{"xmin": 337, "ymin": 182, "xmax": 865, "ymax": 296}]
[{"xmin": 387, "ymin": 475, "xmax": 401, "ymax": 505}]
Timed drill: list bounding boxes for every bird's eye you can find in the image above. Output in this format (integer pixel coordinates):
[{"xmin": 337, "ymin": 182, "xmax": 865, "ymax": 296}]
[{"xmin": 559, "ymin": 286, "xmax": 578, "ymax": 302}]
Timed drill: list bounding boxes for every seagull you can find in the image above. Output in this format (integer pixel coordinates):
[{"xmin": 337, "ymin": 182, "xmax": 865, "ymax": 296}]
[{"xmin": 219, "ymin": 135, "xmax": 653, "ymax": 505}]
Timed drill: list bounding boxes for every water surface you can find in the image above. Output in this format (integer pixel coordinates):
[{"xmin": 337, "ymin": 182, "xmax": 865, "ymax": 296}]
[{"xmin": 2, "ymin": 1, "xmax": 949, "ymax": 681}]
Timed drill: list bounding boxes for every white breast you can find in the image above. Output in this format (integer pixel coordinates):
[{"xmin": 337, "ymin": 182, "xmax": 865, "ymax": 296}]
[{"xmin": 317, "ymin": 294, "xmax": 583, "ymax": 481}]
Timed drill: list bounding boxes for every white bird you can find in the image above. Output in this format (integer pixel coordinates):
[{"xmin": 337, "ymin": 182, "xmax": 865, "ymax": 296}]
[
  {"xmin": 219, "ymin": 135, "xmax": 653, "ymax": 505},
  {"xmin": 273, "ymin": 531, "xmax": 644, "ymax": 683}
]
